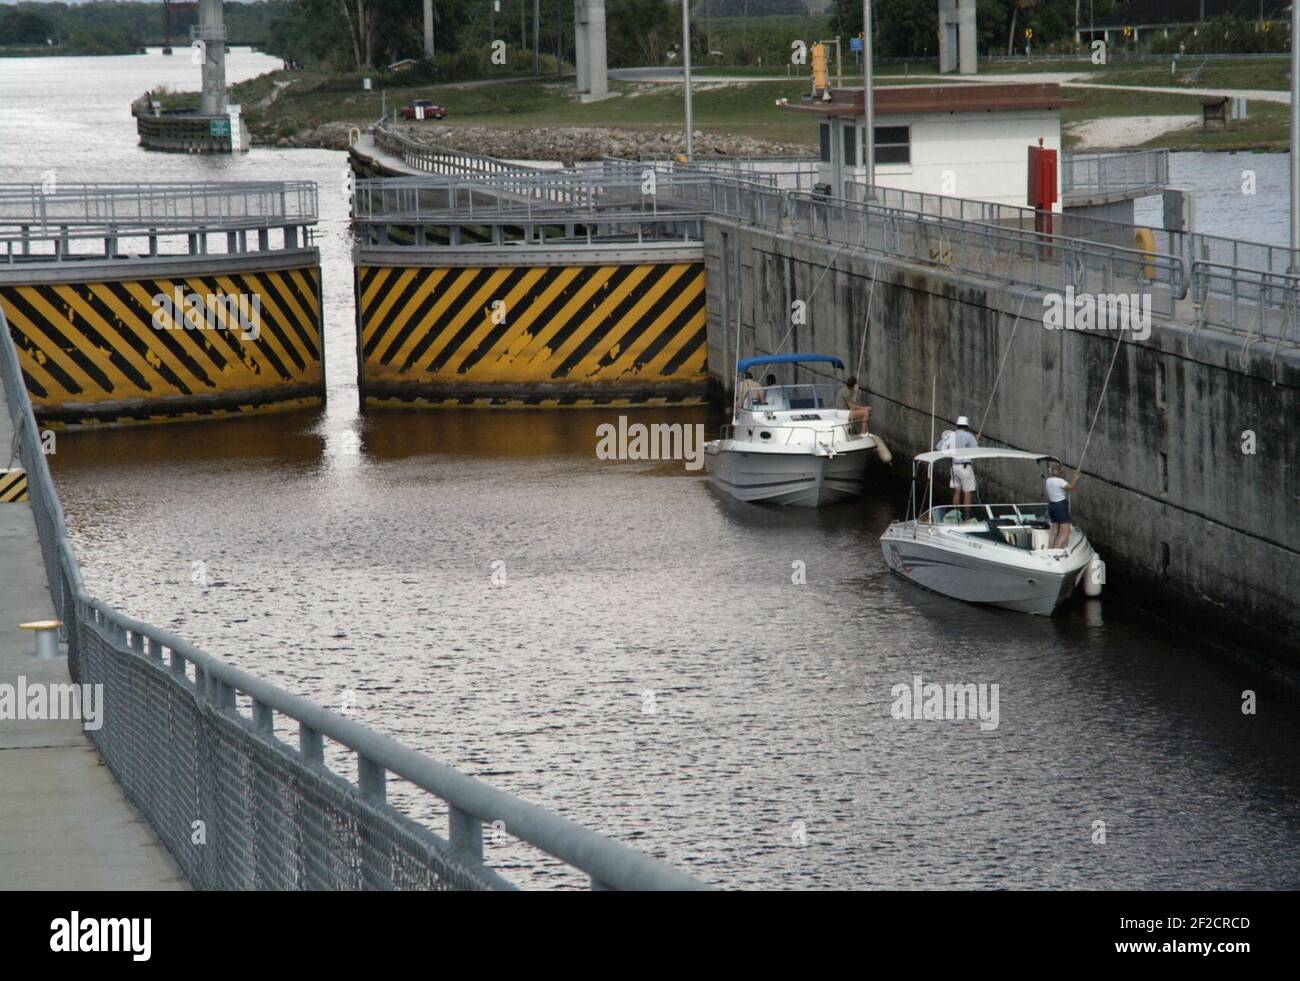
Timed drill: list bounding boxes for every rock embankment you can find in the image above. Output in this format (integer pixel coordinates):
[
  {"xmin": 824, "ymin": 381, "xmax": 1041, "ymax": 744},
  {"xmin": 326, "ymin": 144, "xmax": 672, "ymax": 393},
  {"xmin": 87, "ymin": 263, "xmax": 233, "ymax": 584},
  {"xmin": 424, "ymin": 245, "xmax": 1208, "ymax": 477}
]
[{"xmin": 261, "ymin": 121, "xmax": 811, "ymax": 161}]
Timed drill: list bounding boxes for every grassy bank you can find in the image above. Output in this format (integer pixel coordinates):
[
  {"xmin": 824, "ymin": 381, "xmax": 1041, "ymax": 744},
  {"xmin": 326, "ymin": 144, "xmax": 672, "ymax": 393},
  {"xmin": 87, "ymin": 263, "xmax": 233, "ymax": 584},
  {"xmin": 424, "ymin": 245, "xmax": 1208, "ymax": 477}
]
[{"xmin": 191, "ymin": 60, "xmax": 1291, "ymax": 153}]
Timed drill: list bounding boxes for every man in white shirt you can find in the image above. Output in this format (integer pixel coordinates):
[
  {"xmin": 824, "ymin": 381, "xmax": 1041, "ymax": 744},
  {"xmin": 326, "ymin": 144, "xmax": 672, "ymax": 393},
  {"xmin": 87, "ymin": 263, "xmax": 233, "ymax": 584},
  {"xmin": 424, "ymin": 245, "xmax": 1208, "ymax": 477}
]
[
  {"xmin": 1045, "ymin": 460, "xmax": 1081, "ymax": 549},
  {"xmin": 938, "ymin": 415, "xmax": 979, "ymax": 509}
]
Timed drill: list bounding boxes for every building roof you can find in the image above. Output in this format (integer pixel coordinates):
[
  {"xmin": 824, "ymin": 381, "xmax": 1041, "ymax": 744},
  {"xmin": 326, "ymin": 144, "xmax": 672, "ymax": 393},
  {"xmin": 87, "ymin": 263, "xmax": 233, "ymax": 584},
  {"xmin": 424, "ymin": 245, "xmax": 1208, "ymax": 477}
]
[
  {"xmin": 780, "ymin": 84, "xmax": 1075, "ymax": 118},
  {"xmin": 1093, "ymin": 0, "xmax": 1289, "ymax": 28}
]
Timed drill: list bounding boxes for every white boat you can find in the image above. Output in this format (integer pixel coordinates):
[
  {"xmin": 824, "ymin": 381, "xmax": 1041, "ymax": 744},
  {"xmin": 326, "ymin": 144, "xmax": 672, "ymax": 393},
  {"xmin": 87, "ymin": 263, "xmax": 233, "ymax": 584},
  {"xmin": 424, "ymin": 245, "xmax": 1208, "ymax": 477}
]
[
  {"xmin": 703, "ymin": 353, "xmax": 888, "ymax": 507},
  {"xmin": 879, "ymin": 448, "xmax": 1103, "ymax": 615}
]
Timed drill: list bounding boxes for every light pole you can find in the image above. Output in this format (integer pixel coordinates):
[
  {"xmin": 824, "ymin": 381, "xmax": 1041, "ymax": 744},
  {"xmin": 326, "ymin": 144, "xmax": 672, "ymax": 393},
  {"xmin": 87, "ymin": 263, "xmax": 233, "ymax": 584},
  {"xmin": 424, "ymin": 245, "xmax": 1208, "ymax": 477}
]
[
  {"xmin": 862, "ymin": 0, "xmax": 874, "ymax": 189},
  {"xmin": 683, "ymin": 0, "xmax": 694, "ymax": 159}
]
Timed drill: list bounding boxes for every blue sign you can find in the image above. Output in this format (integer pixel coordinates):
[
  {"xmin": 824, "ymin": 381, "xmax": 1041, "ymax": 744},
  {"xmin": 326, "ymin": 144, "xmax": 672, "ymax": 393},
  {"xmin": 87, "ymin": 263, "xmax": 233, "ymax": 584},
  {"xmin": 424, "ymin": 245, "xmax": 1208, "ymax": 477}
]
[{"xmin": 850, "ymin": 36, "xmax": 863, "ymax": 52}]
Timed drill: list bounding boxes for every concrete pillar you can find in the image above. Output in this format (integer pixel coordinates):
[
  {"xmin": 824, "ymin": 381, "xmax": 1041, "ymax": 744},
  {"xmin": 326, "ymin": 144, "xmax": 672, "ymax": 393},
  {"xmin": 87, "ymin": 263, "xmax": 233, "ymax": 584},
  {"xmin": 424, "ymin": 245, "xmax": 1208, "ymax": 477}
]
[
  {"xmin": 197, "ymin": 0, "xmax": 227, "ymax": 116},
  {"xmin": 957, "ymin": 0, "xmax": 976, "ymax": 75},
  {"xmin": 938, "ymin": 0, "xmax": 976, "ymax": 75},
  {"xmin": 574, "ymin": 0, "xmax": 608, "ymax": 101},
  {"xmin": 938, "ymin": 0, "xmax": 957, "ymax": 73}
]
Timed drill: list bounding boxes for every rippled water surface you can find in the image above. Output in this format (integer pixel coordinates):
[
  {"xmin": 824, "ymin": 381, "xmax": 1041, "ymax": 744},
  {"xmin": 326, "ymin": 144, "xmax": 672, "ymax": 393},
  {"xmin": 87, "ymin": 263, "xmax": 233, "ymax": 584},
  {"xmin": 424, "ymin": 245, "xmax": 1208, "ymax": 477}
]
[{"xmin": 5, "ymin": 52, "xmax": 1300, "ymax": 888}]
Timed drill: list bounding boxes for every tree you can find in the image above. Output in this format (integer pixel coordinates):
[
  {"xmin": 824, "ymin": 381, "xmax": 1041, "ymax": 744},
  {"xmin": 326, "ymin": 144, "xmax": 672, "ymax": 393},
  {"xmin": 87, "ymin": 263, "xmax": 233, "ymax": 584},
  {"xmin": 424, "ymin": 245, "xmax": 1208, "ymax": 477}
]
[{"xmin": 0, "ymin": 11, "xmax": 55, "ymax": 45}]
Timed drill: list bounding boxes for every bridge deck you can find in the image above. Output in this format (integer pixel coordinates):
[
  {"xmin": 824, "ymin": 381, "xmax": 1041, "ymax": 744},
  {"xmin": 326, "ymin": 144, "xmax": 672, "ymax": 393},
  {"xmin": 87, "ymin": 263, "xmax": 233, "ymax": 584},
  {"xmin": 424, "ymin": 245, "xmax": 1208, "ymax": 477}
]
[{"xmin": 0, "ymin": 373, "xmax": 186, "ymax": 890}]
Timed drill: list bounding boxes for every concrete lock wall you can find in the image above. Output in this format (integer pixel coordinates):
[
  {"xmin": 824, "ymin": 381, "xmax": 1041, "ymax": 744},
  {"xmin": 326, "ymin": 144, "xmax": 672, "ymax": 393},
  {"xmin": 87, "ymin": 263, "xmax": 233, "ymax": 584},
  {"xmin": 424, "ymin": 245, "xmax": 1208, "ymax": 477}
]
[
  {"xmin": 355, "ymin": 258, "xmax": 708, "ymax": 407},
  {"xmin": 0, "ymin": 253, "xmax": 325, "ymax": 426},
  {"xmin": 705, "ymin": 219, "xmax": 1300, "ymax": 669}
]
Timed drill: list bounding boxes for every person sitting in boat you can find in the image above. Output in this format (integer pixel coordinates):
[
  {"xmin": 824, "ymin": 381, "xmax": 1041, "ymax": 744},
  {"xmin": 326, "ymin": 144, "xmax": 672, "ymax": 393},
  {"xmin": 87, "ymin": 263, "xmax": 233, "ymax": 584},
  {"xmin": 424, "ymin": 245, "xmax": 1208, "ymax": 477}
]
[
  {"xmin": 834, "ymin": 376, "xmax": 872, "ymax": 435},
  {"xmin": 1046, "ymin": 461, "xmax": 1081, "ymax": 549},
  {"xmin": 937, "ymin": 416, "xmax": 979, "ymax": 511},
  {"xmin": 761, "ymin": 373, "xmax": 785, "ymax": 410},
  {"xmin": 736, "ymin": 370, "xmax": 762, "ymax": 409}
]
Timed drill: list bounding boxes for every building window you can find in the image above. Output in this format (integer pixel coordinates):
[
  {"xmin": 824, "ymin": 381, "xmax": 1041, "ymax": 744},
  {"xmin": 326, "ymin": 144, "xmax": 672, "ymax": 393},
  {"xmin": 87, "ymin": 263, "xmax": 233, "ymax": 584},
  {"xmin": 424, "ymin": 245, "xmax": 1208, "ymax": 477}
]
[
  {"xmin": 874, "ymin": 125, "xmax": 910, "ymax": 165},
  {"xmin": 819, "ymin": 122, "xmax": 831, "ymax": 163},
  {"xmin": 844, "ymin": 124, "xmax": 856, "ymax": 167}
]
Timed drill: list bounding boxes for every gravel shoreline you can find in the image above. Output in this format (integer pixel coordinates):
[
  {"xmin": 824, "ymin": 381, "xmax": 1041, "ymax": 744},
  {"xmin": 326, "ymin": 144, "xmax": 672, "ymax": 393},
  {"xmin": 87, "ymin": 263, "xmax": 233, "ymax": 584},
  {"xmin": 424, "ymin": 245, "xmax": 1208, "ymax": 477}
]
[{"xmin": 255, "ymin": 120, "xmax": 813, "ymax": 160}]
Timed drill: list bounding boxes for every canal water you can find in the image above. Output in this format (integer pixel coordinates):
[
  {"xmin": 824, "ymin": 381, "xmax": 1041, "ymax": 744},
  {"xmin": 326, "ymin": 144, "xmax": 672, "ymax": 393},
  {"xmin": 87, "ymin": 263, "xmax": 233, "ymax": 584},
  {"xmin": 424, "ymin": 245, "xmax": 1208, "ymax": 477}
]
[{"xmin": 3, "ymin": 50, "xmax": 1299, "ymax": 889}]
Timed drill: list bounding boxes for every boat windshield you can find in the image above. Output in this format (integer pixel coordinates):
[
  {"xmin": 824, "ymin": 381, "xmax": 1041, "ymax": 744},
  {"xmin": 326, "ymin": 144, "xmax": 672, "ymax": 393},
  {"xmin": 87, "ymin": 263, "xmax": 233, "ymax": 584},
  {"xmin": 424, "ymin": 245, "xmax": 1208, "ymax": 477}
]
[
  {"xmin": 740, "ymin": 383, "xmax": 842, "ymax": 412},
  {"xmin": 921, "ymin": 503, "xmax": 1054, "ymax": 525}
]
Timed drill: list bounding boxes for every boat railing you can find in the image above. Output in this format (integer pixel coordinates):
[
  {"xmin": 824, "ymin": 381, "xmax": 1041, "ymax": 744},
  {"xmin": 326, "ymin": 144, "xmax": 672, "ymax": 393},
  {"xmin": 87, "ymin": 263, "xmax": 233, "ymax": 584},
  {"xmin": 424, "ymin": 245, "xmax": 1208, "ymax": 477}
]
[{"xmin": 718, "ymin": 418, "xmax": 866, "ymax": 446}]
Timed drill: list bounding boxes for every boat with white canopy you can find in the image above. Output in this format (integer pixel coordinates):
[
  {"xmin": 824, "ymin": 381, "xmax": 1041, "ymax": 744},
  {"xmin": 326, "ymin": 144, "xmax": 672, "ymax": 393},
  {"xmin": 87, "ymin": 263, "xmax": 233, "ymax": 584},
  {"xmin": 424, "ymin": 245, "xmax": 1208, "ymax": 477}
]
[
  {"xmin": 879, "ymin": 447, "xmax": 1103, "ymax": 615},
  {"xmin": 703, "ymin": 353, "xmax": 889, "ymax": 507}
]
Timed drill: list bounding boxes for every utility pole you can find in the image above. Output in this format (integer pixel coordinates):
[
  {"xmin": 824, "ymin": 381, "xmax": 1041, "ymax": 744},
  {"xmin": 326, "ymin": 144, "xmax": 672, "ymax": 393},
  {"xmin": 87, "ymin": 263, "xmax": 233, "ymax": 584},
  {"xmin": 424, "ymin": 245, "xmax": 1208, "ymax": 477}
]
[
  {"xmin": 862, "ymin": 0, "xmax": 874, "ymax": 189},
  {"xmin": 423, "ymin": 0, "xmax": 434, "ymax": 59},
  {"xmin": 534, "ymin": 0, "xmax": 540, "ymax": 74},
  {"xmin": 683, "ymin": 0, "xmax": 694, "ymax": 159}
]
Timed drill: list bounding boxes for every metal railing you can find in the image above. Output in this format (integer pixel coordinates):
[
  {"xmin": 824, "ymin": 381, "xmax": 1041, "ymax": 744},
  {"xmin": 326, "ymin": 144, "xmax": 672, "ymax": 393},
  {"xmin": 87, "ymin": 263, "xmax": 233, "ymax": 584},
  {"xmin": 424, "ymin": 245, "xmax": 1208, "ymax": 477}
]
[
  {"xmin": 0, "ymin": 182, "xmax": 319, "ymax": 264},
  {"xmin": 755, "ymin": 187, "xmax": 1187, "ymax": 316},
  {"xmin": 1061, "ymin": 149, "xmax": 1170, "ymax": 196},
  {"xmin": 372, "ymin": 124, "xmax": 546, "ymax": 179},
  {"xmin": 608, "ymin": 155, "xmax": 822, "ymax": 193},
  {"xmin": 1192, "ymin": 261, "xmax": 1300, "ymax": 344},
  {"xmin": 0, "ymin": 182, "xmax": 317, "ymax": 228},
  {"xmin": 0, "ymin": 305, "xmax": 706, "ymax": 892},
  {"xmin": 844, "ymin": 180, "xmax": 1177, "ymax": 251}
]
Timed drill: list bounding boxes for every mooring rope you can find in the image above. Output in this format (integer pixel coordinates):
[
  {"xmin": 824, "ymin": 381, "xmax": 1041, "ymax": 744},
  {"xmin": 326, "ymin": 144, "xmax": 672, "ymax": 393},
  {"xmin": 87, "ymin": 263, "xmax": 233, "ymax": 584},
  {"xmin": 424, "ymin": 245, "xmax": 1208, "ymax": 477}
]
[
  {"xmin": 975, "ymin": 292, "xmax": 1028, "ymax": 441},
  {"xmin": 855, "ymin": 257, "xmax": 882, "ymax": 381},
  {"xmin": 1076, "ymin": 324, "xmax": 1128, "ymax": 479}
]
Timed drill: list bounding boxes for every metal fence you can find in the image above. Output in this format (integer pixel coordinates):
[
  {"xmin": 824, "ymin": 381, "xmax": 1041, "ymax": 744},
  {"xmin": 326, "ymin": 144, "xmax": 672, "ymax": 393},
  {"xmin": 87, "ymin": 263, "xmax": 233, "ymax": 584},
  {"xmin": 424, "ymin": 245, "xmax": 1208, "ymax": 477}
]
[
  {"xmin": 372, "ymin": 125, "xmax": 546, "ymax": 179},
  {"xmin": 0, "ymin": 182, "xmax": 320, "ymax": 264},
  {"xmin": 0, "ymin": 306, "xmax": 706, "ymax": 891},
  {"xmin": 0, "ymin": 182, "xmax": 318, "ymax": 229},
  {"xmin": 608, "ymin": 155, "xmax": 822, "ymax": 192},
  {"xmin": 1061, "ymin": 149, "xmax": 1170, "ymax": 196},
  {"xmin": 775, "ymin": 189, "xmax": 1186, "ymax": 317}
]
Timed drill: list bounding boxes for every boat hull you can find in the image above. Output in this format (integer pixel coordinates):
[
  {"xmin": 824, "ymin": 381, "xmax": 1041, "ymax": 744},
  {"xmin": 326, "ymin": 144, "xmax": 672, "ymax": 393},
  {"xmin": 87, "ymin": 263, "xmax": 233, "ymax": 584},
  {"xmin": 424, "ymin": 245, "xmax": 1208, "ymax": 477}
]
[
  {"xmin": 879, "ymin": 527, "xmax": 1093, "ymax": 615},
  {"xmin": 705, "ymin": 444, "xmax": 872, "ymax": 507}
]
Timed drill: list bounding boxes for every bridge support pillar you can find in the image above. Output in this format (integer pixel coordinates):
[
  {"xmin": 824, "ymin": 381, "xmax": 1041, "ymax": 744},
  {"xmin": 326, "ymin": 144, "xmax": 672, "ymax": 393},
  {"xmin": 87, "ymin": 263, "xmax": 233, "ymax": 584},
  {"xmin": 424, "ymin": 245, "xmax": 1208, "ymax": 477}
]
[
  {"xmin": 574, "ymin": 0, "xmax": 609, "ymax": 102},
  {"xmin": 938, "ymin": 0, "xmax": 977, "ymax": 75},
  {"xmin": 197, "ymin": 0, "xmax": 228, "ymax": 116}
]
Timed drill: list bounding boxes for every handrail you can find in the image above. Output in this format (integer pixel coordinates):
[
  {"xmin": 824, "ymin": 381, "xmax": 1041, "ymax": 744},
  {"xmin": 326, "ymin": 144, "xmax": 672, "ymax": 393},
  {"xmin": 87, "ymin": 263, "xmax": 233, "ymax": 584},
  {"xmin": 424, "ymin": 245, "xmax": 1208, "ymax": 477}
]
[{"xmin": 0, "ymin": 303, "xmax": 707, "ymax": 892}]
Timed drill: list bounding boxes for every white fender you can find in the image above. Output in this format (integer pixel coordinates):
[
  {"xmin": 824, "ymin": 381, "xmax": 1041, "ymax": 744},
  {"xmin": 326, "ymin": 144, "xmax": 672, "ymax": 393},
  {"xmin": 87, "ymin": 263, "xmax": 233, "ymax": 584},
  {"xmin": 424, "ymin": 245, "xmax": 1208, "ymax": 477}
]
[{"xmin": 1084, "ymin": 555, "xmax": 1105, "ymax": 597}]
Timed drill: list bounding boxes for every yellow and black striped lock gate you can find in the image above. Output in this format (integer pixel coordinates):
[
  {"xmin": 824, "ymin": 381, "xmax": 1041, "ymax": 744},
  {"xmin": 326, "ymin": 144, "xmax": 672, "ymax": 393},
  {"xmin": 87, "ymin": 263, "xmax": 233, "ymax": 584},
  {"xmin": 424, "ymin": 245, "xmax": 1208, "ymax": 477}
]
[
  {"xmin": 1, "ymin": 265, "xmax": 325, "ymax": 427},
  {"xmin": 356, "ymin": 261, "xmax": 709, "ymax": 408}
]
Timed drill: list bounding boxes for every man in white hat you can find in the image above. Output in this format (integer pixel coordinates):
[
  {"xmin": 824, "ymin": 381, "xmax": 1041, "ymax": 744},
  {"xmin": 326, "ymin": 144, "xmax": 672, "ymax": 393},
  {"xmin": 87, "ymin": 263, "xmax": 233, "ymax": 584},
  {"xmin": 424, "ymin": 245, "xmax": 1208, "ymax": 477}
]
[{"xmin": 938, "ymin": 415, "xmax": 979, "ymax": 510}]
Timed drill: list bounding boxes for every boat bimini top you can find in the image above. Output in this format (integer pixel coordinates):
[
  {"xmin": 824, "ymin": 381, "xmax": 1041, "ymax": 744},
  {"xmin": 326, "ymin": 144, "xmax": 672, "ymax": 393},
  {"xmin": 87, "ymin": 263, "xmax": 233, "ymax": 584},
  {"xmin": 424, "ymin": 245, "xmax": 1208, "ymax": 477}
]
[
  {"xmin": 737, "ymin": 353, "xmax": 845, "ymax": 373},
  {"xmin": 912, "ymin": 448, "xmax": 1056, "ymax": 474}
]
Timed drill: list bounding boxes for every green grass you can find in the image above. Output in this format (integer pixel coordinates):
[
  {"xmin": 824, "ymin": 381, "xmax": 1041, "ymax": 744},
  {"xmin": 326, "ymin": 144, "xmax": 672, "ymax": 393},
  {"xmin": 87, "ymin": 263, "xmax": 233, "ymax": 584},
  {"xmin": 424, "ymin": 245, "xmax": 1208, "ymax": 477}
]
[
  {"xmin": 214, "ymin": 59, "xmax": 1291, "ymax": 152},
  {"xmin": 980, "ymin": 55, "xmax": 1288, "ymax": 89},
  {"xmin": 1061, "ymin": 87, "xmax": 1205, "ymax": 121}
]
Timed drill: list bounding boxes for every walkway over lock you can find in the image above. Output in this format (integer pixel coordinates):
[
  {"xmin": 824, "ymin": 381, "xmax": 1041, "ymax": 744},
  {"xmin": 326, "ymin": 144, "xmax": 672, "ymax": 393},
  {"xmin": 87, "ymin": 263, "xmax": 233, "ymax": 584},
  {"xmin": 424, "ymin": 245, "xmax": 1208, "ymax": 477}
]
[{"xmin": 0, "ymin": 182, "xmax": 319, "ymax": 263}]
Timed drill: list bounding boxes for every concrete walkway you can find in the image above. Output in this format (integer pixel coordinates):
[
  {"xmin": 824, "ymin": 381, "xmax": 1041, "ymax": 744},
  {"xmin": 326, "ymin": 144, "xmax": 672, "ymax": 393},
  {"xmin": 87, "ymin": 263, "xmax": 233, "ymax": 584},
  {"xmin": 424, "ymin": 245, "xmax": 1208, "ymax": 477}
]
[{"xmin": 0, "ymin": 378, "xmax": 187, "ymax": 890}]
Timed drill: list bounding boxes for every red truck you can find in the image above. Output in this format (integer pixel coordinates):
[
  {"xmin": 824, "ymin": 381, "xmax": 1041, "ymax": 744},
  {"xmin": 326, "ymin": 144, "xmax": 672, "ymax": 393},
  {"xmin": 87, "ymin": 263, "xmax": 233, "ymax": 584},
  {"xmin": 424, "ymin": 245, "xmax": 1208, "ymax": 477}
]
[{"xmin": 399, "ymin": 99, "xmax": 447, "ymax": 121}]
